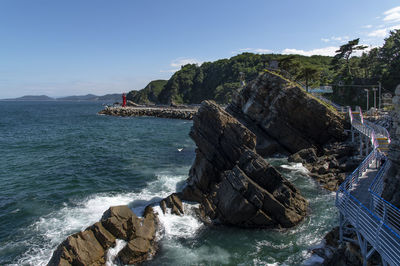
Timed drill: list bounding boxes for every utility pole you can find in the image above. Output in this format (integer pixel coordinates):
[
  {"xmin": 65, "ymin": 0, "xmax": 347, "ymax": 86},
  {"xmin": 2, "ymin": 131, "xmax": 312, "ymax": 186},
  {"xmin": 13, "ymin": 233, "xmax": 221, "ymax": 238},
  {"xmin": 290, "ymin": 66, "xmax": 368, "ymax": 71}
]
[
  {"xmin": 378, "ymin": 81, "xmax": 381, "ymax": 110},
  {"xmin": 364, "ymin": 89, "xmax": 369, "ymax": 111},
  {"xmin": 373, "ymin": 87, "xmax": 378, "ymax": 109}
]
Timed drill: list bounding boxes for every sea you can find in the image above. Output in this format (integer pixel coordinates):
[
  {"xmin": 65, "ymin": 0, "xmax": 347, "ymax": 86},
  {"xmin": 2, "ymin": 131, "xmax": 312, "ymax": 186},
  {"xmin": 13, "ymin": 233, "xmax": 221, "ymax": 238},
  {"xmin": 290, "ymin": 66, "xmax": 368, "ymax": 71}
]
[{"xmin": 0, "ymin": 101, "xmax": 338, "ymax": 265}]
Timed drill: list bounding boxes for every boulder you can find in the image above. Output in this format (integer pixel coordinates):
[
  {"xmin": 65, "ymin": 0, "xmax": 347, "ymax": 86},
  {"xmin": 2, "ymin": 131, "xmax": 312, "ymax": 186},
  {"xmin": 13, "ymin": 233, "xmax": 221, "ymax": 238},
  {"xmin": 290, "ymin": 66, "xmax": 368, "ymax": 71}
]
[
  {"xmin": 288, "ymin": 148, "xmax": 318, "ymax": 164},
  {"xmin": 183, "ymin": 101, "xmax": 308, "ymax": 228},
  {"xmin": 48, "ymin": 205, "xmax": 158, "ymax": 266},
  {"xmin": 226, "ymin": 71, "xmax": 346, "ymax": 156},
  {"xmin": 160, "ymin": 193, "xmax": 184, "ymax": 215}
]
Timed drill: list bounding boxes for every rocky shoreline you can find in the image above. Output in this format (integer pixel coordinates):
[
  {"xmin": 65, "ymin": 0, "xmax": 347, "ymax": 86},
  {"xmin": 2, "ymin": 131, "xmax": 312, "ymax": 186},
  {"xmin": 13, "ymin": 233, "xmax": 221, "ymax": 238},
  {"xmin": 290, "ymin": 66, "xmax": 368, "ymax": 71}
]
[
  {"xmin": 49, "ymin": 71, "xmax": 382, "ymax": 265},
  {"xmin": 98, "ymin": 105, "xmax": 198, "ymax": 120}
]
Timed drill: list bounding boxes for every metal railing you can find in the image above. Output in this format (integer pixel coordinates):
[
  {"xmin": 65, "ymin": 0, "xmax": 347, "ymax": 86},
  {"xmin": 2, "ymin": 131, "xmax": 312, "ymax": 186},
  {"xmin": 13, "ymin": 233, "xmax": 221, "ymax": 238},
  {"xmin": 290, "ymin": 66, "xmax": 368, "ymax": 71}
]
[
  {"xmin": 364, "ymin": 120, "xmax": 391, "ymax": 144},
  {"xmin": 369, "ymin": 160, "xmax": 400, "ymax": 234},
  {"xmin": 337, "ymin": 186, "xmax": 400, "ymax": 265},
  {"xmin": 336, "ymin": 107, "xmax": 400, "ymax": 265}
]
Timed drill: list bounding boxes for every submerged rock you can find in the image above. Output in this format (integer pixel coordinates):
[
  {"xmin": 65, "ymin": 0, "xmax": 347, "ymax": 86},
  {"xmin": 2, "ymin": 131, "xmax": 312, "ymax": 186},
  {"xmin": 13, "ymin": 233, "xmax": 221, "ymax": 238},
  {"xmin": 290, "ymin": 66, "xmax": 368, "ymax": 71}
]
[
  {"xmin": 226, "ymin": 71, "xmax": 346, "ymax": 157},
  {"xmin": 183, "ymin": 100, "xmax": 308, "ymax": 228},
  {"xmin": 48, "ymin": 205, "xmax": 158, "ymax": 266}
]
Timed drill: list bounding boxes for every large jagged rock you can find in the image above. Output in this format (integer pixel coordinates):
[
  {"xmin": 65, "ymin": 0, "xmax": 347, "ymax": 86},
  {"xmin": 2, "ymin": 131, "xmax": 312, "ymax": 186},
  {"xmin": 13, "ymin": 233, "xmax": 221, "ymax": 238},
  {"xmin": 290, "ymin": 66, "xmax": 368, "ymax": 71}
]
[
  {"xmin": 182, "ymin": 100, "xmax": 308, "ymax": 228},
  {"xmin": 48, "ymin": 205, "xmax": 158, "ymax": 266},
  {"xmin": 383, "ymin": 85, "xmax": 400, "ymax": 208},
  {"xmin": 226, "ymin": 71, "xmax": 346, "ymax": 156},
  {"xmin": 160, "ymin": 193, "xmax": 184, "ymax": 216}
]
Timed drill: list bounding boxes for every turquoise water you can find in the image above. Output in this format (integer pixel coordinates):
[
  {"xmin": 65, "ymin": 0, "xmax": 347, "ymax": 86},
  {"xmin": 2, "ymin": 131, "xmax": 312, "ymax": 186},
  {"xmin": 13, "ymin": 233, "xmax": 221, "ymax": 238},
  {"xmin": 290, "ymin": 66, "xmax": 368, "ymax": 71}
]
[{"xmin": 0, "ymin": 101, "xmax": 338, "ymax": 265}]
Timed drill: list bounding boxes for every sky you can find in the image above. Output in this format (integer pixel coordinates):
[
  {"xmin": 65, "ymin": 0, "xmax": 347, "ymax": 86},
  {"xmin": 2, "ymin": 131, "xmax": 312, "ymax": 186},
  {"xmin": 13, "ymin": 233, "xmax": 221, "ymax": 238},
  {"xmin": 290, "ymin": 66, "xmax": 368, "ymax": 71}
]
[{"xmin": 1, "ymin": 0, "xmax": 400, "ymax": 98}]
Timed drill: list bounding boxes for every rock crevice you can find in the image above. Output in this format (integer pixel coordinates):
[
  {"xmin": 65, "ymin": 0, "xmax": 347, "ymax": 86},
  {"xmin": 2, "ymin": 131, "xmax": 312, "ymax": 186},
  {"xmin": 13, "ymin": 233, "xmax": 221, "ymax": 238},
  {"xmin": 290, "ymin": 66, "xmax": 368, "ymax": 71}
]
[
  {"xmin": 226, "ymin": 72, "xmax": 346, "ymax": 156},
  {"xmin": 182, "ymin": 100, "xmax": 308, "ymax": 228},
  {"xmin": 48, "ymin": 205, "xmax": 158, "ymax": 266}
]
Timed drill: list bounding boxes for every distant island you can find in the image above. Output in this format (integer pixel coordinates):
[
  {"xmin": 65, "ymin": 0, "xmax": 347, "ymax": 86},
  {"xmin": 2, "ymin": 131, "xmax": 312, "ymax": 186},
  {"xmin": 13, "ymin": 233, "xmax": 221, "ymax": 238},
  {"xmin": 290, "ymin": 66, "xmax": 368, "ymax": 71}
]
[{"xmin": 1, "ymin": 93, "xmax": 122, "ymax": 102}]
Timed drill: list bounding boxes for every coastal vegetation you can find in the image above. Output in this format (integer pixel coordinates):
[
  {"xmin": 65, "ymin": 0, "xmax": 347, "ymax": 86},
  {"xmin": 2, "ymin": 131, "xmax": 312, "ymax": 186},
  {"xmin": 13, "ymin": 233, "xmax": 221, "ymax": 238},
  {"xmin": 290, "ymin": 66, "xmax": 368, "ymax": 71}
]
[{"xmin": 127, "ymin": 29, "xmax": 400, "ymax": 107}]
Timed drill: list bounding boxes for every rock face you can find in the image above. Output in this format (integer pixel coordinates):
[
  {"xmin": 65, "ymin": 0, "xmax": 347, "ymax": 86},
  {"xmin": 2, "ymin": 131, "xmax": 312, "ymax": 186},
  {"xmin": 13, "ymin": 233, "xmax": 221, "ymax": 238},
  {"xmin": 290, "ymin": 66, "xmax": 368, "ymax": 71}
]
[
  {"xmin": 182, "ymin": 100, "xmax": 308, "ymax": 228},
  {"xmin": 384, "ymin": 85, "xmax": 400, "ymax": 208},
  {"xmin": 226, "ymin": 72, "xmax": 346, "ymax": 156},
  {"xmin": 288, "ymin": 142, "xmax": 359, "ymax": 191},
  {"xmin": 48, "ymin": 205, "xmax": 157, "ymax": 266},
  {"xmin": 160, "ymin": 193, "xmax": 184, "ymax": 215}
]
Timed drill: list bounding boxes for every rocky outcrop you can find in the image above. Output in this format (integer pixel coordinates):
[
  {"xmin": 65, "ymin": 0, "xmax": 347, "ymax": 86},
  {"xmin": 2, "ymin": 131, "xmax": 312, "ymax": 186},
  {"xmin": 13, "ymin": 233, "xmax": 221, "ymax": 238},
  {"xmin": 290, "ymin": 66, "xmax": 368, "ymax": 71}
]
[
  {"xmin": 182, "ymin": 100, "xmax": 308, "ymax": 228},
  {"xmin": 48, "ymin": 205, "xmax": 157, "ymax": 266},
  {"xmin": 288, "ymin": 142, "xmax": 359, "ymax": 191},
  {"xmin": 383, "ymin": 85, "xmax": 400, "ymax": 208},
  {"xmin": 99, "ymin": 106, "xmax": 198, "ymax": 120},
  {"xmin": 160, "ymin": 193, "xmax": 184, "ymax": 215},
  {"xmin": 306, "ymin": 227, "xmax": 382, "ymax": 265},
  {"xmin": 226, "ymin": 71, "xmax": 346, "ymax": 156}
]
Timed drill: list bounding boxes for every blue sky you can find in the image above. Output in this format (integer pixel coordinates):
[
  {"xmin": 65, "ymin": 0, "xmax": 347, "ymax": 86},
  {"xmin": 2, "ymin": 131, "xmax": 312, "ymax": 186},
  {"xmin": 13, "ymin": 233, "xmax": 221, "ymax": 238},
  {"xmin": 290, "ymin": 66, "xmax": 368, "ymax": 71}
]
[{"xmin": 1, "ymin": 0, "xmax": 400, "ymax": 98}]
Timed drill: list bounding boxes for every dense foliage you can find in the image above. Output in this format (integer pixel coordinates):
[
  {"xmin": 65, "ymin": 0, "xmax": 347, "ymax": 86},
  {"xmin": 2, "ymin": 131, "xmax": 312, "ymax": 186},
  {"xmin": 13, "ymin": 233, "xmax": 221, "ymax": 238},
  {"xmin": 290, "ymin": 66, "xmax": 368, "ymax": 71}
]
[
  {"xmin": 126, "ymin": 80, "xmax": 167, "ymax": 104},
  {"xmin": 127, "ymin": 30, "xmax": 400, "ymax": 106},
  {"xmin": 129, "ymin": 53, "xmax": 332, "ymax": 104},
  {"xmin": 328, "ymin": 30, "xmax": 400, "ymax": 107}
]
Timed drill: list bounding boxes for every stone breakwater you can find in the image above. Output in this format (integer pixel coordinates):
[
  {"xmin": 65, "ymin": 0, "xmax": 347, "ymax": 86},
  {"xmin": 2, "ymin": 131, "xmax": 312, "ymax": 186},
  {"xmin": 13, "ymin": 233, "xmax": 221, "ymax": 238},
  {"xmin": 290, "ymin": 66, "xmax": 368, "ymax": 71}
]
[{"xmin": 98, "ymin": 106, "xmax": 198, "ymax": 120}]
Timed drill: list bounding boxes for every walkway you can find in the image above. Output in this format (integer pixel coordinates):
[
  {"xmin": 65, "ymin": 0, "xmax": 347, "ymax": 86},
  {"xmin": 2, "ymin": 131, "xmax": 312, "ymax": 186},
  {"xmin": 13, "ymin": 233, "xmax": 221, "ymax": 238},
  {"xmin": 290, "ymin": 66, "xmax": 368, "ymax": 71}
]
[
  {"xmin": 335, "ymin": 107, "xmax": 400, "ymax": 266},
  {"xmin": 349, "ymin": 163, "xmax": 379, "ymax": 206}
]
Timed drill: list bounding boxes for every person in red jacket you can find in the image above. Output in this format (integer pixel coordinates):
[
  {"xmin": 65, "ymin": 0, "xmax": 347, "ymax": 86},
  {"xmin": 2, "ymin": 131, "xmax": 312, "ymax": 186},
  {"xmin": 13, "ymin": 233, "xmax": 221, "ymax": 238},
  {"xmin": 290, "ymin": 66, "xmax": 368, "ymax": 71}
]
[{"xmin": 122, "ymin": 93, "xmax": 126, "ymax": 107}]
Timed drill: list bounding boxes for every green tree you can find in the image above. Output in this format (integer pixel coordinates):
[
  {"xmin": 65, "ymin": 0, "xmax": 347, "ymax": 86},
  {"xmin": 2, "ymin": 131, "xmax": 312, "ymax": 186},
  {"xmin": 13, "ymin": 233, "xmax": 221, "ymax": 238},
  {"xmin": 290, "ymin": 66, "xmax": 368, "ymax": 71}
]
[
  {"xmin": 332, "ymin": 38, "xmax": 367, "ymax": 76},
  {"xmin": 379, "ymin": 29, "xmax": 400, "ymax": 91},
  {"xmin": 278, "ymin": 55, "xmax": 300, "ymax": 75},
  {"xmin": 298, "ymin": 66, "xmax": 320, "ymax": 92}
]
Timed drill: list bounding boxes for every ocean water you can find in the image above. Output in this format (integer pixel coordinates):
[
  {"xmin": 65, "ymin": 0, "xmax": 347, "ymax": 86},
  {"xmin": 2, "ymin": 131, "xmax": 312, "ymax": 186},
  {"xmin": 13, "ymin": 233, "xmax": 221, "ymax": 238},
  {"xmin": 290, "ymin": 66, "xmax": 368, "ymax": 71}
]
[{"xmin": 0, "ymin": 101, "xmax": 338, "ymax": 265}]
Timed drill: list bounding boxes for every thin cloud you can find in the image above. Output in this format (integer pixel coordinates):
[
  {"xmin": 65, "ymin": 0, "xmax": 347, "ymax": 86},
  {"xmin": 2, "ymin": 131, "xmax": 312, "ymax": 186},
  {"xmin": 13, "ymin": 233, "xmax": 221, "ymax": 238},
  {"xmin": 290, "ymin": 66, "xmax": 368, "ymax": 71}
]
[
  {"xmin": 368, "ymin": 24, "xmax": 400, "ymax": 38},
  {"xmin": 170, "ymin": 57, "xmax": 202, "ymax": 68},
  {"xmin": 282, "ymin": 46, "xmax": 338, "ymax": 56},
  {"xmin": 383, "ymin": 6, "xmax": 400, "ymax": 23},
  {"xmin": 362, "ymin": 25, "xmax": 373, "ymax": 29},
  {"xmin": 160, "ymin": 57, "xmax": 202, "ymax": 73},
  {"xmin": 368, "ymin": 28, "xmax": 388, "ymax": 37},
  {"xmin": 320, "ymin": 36, "xmax": 349, "ymax": 43},
  {"xmin": 233, "ymin": 48, "xmax": 273, "ymax": 54}
]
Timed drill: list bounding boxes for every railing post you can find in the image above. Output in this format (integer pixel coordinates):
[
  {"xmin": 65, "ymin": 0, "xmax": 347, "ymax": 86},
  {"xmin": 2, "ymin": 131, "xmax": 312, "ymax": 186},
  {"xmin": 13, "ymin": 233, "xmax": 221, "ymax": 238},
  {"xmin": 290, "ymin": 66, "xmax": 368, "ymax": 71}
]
[
  {"xmin": 339, "ymin": 213, "xmax": 344, "ymax": 243},
  {"xmin": 383, "ymin": 204, "xmax": 387, "ymax": 224}
]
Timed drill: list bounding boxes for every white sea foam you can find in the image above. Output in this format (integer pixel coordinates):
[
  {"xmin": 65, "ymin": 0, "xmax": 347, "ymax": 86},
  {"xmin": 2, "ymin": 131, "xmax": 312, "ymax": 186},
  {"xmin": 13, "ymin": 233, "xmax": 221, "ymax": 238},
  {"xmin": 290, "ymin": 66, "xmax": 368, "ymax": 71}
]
[
  {"xmin": 280, "ymin": 162, "xmax": 310, "ymax": 176},
  {"xmin": 105, "ymin": 239, "xmax": 127, "ymax": 266},
  {"xmin": 302, "ymin": 254, "xmax": 325, "ymax": 265},
  {"xmin": 16, "ymin": 172, "xmax": 188, "ymax": 266},
  {"xmin": 154, "ymin": 203, "xmax": 203, "ymax": 239}
]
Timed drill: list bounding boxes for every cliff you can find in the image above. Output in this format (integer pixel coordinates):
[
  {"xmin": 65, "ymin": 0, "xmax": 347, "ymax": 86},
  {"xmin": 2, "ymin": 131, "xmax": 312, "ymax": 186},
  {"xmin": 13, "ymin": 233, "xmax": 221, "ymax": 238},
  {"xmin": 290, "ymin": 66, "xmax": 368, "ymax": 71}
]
[
  {"xmin": 226, "ymin": 71, "xmax": 346, "ymax": 156},
  {"xmin": 181, "ymin": 101, "xmax": 308, "ymax": 228}
]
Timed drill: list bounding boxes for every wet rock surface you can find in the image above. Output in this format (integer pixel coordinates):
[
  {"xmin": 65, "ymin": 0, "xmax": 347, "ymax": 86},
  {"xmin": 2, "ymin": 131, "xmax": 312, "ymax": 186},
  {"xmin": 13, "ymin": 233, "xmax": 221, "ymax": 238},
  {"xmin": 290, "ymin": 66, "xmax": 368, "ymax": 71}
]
[
  {"xmin": 288, "ymin": 141, "xmax": 360, "ymax": 191},
  {"xmin": 226, "ymin": 71, "xmax": 346, "ymax": 157},
  {"xmin": 160, "ymin": 193, "xmax": 184, "ymax": 216},
  {"xmin": 48, "ymin": 205, "xmax": 158, "ymax": 266},
  {"xmin": 182, "ymin": 100, "xmax": 308, "ymax": 228}
]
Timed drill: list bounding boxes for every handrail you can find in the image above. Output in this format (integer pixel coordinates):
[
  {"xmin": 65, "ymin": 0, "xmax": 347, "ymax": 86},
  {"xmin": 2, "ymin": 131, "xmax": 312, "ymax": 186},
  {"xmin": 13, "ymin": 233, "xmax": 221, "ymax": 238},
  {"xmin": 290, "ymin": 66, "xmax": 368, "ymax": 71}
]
[
  {"xmin": 364, "ymin": 120, "xmax": 391, "ymax": 144},
  {"xmin": 336, "ymin": 106, "xmax": 399, "ymax": 265},
  {"xmin": 349, "ymin": 107, "xmax": 354, "ymax": 124},
  {"xmin": 368, "ymin": 160, "xmax": 400, "ymax": 233}
]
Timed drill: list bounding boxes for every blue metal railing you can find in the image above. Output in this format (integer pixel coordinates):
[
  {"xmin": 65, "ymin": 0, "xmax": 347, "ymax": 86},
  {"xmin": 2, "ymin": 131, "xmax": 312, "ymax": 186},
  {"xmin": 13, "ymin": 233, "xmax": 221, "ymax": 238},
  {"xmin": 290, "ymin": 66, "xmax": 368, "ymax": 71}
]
[{"xmin": 336, "ymin": 107, "xmax": 400, "ymax": 265}]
